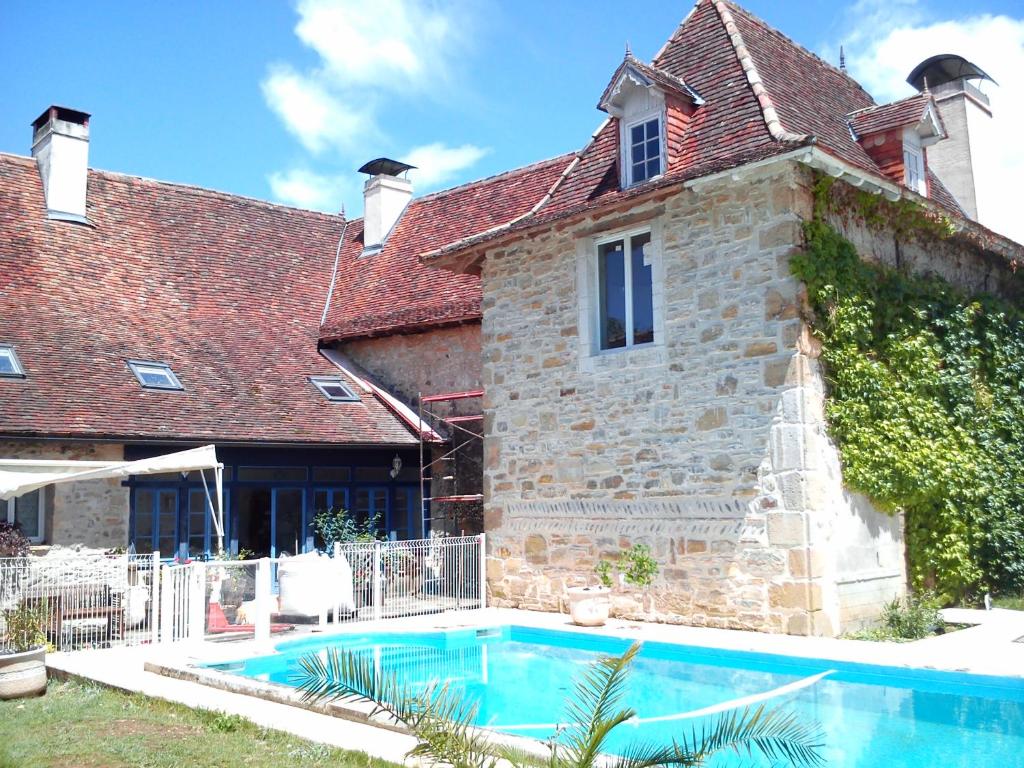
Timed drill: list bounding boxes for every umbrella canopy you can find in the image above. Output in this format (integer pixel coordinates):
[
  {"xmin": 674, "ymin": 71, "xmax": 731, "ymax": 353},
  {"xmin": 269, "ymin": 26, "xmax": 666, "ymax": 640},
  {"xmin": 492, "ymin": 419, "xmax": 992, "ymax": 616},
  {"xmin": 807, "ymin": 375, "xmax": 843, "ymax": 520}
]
[{"xmin": 0, "ymin": 445, "xmax": 225, "ymax": 553}]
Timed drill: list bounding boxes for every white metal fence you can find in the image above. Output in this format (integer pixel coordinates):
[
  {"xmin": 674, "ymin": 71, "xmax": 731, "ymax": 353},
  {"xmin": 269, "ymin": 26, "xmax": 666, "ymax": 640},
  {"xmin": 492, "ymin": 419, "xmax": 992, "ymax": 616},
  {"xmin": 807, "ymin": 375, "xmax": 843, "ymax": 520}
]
[
  {"xmin": 1, "ymin": 535, "xmax": 485, "ymax": 651},
  {"xmin": 0, "ymin": 553, "xmax": 158, "ymax": 652}
]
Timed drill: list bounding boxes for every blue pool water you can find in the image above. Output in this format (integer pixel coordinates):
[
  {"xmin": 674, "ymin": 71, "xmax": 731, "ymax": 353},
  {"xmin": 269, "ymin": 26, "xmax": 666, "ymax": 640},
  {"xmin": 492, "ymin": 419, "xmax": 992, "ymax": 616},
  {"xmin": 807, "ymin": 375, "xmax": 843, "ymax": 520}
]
[{"xmin": 210, "ymin": 626, "xmax": 1024, "ymax": 767}]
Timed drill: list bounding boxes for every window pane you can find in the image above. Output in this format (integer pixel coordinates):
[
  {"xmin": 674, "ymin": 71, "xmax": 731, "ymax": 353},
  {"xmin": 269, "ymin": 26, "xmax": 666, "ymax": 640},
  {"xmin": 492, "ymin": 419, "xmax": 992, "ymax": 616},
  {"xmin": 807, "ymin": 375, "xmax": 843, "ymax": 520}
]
[
  {"xmin": 647, "ymin": 158, "xmax": 660, "ymax": 179},
  {"xmin": 631, "ymin": 124, "xmax": 644, "ymax": 145},
  {"xmin": 598, "ymin": 240, "xmax": 627, "ymax": 350},
  {"xmin": 14, "ymin": 491, "xmax": 41, "ymax": 539},
  {"xmin": 0, "ymin": 349, "xmax": 18, "ymax": 375},
  {"xmin": 237, "ymin": 466, "xmax": 307, "ymax": 482},
  {"xmin": 312, "ymin": 466, "xmax": 351, "ymax": 482},
  {"xmin": 158, "ymin": 490, "xmax": 177, "ymax": 556},
  {"xmin": 135, "ymin": 490, "xmax": 154, "ymax": 536},
  {"xmin": 645, "ymin": 119, "xmax": 658, "ymax": 139},
  {"xmin": 631, "ymin": 233, "xmax": 655, "ymax": 345},
  {"xmin": 188, "ymin": 489, "xmax": 208, "ymax": 556}
]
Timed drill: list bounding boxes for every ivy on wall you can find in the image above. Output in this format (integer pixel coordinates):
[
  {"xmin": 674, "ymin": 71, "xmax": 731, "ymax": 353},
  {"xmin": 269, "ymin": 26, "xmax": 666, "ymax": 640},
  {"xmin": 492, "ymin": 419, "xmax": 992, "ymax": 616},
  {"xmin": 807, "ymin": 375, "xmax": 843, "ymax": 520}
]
[{"xmin": 792, "ymin": 177, "xmax": 1024, "ymax": 603}]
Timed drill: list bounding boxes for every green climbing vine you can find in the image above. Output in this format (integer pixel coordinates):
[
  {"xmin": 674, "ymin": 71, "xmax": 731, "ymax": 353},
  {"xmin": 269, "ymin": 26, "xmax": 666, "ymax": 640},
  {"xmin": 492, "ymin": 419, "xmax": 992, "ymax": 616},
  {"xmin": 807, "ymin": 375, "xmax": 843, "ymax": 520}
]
[{"xmin": 792, "ymin": 176, "xmax": 1024, "ymax": 603}]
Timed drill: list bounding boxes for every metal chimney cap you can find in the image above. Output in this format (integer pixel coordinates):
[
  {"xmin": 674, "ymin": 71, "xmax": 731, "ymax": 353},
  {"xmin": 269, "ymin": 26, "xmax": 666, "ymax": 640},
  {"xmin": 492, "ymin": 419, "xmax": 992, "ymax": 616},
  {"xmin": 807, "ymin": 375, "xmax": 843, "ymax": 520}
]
[
  {"xmin": 358, "ymin": 158, "xmax": 416, "ymax": 177},
  {"xmin": 907, "ymin": 55, "xmax": 997, "ymax": 91},
  {"xmin": 31, "ymin": 105, "xmax": 90, "ymax": 130}
]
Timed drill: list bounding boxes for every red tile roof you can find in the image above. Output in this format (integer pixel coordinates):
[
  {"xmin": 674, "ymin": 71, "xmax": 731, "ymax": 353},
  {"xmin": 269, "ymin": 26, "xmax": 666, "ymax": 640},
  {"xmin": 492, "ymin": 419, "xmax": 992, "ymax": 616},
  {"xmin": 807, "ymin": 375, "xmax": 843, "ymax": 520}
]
[
  {"xmin": 0, "ymin": 153, "xmax": 417, "ymax": 446},
  {"xmin": 319, "ymin": 154, "xmax": 573, "ymax": 341},
  {"xmin": 848, "ymin": 93, "xmax": 937, "ymax": 138},
  {"xmin": 424, "ymin": 0, "xmax": 997, "ymax": 266}
]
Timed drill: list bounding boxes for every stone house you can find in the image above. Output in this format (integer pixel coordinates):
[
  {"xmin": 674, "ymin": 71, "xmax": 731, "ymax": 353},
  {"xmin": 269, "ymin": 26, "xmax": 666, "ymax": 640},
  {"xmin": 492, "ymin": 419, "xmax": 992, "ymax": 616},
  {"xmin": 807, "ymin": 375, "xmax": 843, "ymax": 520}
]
[
  {"xmin": 0, "ymin": 110, "xmax": 566, "ymax": 559},
  {"xmin": 421, "ymin": 0, "xmax": 1023, "ymax": 635},
  {"xmin": 2, "ymin": 0, "xmax": 1019, "ymax": 638}
]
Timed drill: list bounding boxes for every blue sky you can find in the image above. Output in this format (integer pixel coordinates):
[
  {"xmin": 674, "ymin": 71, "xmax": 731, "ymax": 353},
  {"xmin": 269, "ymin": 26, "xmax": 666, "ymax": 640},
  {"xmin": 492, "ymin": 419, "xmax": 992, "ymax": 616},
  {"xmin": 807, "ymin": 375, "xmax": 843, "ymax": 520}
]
[{"xmin": 1, "ymin": 0, "xmax": 1022, "ymax": 238}]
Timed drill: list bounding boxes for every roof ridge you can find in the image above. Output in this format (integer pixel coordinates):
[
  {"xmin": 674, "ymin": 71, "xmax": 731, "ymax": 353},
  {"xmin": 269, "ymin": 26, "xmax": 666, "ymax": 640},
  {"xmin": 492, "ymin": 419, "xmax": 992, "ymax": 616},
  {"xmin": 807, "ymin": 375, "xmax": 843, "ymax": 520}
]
[
  {"xmin": 710, "ymin": 0, "xmax": 810, "ymax": 145},
  {"xmin": 411, "ymin": 152, "xmax": 577, "ymax": 204},
  {"xmin": 847, "ymin": 91, "xmax": 928, "ymax": 117},
  {"xmin": 720, "ymin": 0, "xmax": 875, "ymax": 103},
  {"xmin": 1, "ymin": 151, "xmax": 346, "ymax": 219}
]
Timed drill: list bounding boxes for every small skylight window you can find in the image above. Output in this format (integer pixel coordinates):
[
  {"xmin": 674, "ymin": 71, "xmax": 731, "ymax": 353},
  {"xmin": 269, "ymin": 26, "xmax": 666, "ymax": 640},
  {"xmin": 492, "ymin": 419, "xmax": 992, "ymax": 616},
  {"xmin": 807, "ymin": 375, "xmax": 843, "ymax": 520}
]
[
  {"xmin": 311, "ymin": 376, "xmax": 359, "ymax": 402},
  {"xmin": 0, "ymin": 344, "xmax": 25, "ymax": 378},
  {"xmin": 128, "ymin": 360, "xmax": 183, "ymax": 390}
]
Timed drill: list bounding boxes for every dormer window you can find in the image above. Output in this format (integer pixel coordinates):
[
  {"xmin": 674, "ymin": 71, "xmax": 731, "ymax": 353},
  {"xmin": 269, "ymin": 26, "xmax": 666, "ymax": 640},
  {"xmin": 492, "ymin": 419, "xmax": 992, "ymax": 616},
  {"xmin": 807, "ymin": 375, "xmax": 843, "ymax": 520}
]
[
  {"xmin": 597, "ymin": 53, "xmax": 702, "ymax": 190},
  {"xmin": 128, "ymin": 360, "xmax": 183, "ymax": 390},
  {"xmin": 903, "ymin": 128, "xmax": 927, "ymax": 196},
  {"xmin": 628, "ymin": 118, "xmax": 662, "ymax": 184}
]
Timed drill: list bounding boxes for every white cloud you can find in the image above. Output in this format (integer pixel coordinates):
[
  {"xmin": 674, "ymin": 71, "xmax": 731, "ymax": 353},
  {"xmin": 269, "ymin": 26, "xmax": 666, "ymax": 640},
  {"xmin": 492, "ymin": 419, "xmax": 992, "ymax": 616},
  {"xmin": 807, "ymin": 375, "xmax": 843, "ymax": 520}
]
[
  {"xmin": 403, "ymin": 142, "xmax": 490, "ymax": 188},
  {"xmin": 293, "ymin": 0, "xmax": 464, "ymax": 91},
  {"xmin": 261, "ymin": 65, "xmax": 376, "ymax": 155},
  {"xmin": 830, "ymin": 1, "xmax": 1024, "ymax": 243},
  {"xmin": 267, "ymin": 168, "xmax": 351, "ymax": 212},
  {"xmin": 262, "ymin": 0, "xmax": 488, "ymax": 213}
]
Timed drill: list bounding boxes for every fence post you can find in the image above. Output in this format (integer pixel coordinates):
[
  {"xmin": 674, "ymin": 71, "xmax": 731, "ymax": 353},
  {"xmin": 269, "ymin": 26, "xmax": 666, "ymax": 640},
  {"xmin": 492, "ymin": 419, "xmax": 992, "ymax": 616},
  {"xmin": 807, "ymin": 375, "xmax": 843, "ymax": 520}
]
[
  {"xmin": 159, "ymin": 563, "xmax": 173, "ymax": 643},
  {"xmin": 373, "ymin": 541, "xmax": 383, "ymax": 622},
  {"xmin": 333, "ymin": 542, "xmax": 342, "ymax": 625},
  {"xmin": 189, "ymin": 562, "xmax": 206, "ymax": 643},
  {"xmin": 150, "ymin": 552, "xmax": 161, "ymax": 645},
  {"xmin": 478, "ymin": 533, "xmax": 487, "ymax": 609},
  {"xmin": 255, "ymin": 558, "xmax": 271, "ymax": 643}
]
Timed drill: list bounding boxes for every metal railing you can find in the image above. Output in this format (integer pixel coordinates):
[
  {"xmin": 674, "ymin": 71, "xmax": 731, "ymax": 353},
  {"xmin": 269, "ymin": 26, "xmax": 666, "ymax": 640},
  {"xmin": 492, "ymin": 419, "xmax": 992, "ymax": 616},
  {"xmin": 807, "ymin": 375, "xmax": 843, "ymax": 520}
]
[
  {"xmin": 1, "ymin": 535, "xmax": 486, "ymax": 651},
  {"xmin": 0, "ymin": 553, "xmax": 159, "ymax": 652}
]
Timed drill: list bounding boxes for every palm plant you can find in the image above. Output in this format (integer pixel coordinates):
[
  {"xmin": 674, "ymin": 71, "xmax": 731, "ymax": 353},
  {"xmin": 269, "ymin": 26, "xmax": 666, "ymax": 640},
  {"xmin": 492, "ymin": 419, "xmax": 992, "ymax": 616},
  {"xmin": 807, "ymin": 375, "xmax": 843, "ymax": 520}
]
[{"xmin": 294, "ymin": 641, "xmax": 823, "ymax": 768}]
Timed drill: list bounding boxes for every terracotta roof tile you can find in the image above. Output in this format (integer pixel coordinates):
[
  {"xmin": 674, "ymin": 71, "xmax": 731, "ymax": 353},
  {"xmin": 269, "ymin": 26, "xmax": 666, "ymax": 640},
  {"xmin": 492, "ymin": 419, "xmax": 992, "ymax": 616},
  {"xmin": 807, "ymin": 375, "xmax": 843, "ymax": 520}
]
[
  {"xmin": 319, "ymin": 154, "xmax": 573, "ymax": 340},
  {"xmin": 848, "ymin": 92, "xmax": 936, "ymax": 138},
  {"xmin": 0, "ymin": 153, "xmax": 416, "ymax": 446}
]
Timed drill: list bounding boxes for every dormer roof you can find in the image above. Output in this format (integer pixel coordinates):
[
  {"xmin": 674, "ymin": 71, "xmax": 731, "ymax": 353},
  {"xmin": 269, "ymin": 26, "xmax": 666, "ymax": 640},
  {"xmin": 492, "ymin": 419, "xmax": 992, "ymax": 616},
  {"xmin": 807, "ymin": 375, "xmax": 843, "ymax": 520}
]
[
  {"xmin": 848, "ymin": 93, "xmax": 946, "ymax": 144},
  {"xmin": 597, "ymin": 53, "xmax": 703, "ymax": 115}
]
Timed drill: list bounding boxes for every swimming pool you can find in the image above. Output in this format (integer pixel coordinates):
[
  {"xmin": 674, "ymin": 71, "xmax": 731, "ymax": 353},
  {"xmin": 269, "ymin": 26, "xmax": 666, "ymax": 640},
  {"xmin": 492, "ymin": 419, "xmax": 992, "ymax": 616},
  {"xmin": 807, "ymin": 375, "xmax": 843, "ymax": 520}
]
[{"xmin": 209, "ymin": 625, "xmax": 1024, "ymax": 767}]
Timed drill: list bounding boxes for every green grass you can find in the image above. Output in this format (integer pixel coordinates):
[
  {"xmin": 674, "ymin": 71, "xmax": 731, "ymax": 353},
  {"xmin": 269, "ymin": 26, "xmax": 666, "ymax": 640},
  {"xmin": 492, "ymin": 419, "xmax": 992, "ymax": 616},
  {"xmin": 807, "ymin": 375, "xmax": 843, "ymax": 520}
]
[
  {"xmin": 0, "ymin": 678, "xmax": 402, "ymax": 768},
  {"xmin": 992, "ymin": 594, "xmax": 1024, "ymax": 611}
]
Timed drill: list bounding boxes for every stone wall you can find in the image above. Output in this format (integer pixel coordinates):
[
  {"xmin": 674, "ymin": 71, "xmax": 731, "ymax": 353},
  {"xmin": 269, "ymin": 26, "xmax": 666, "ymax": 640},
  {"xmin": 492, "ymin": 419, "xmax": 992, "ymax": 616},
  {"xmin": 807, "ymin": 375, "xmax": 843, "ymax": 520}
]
[
  {"xmin": 341, "ymin": 322, "xmax": 484, "ymax": 534},
  {"xmin": 340, "ymin": 324, "xmax": 482, "ymax": 410},
  {"xmin": 0, "ymin": 440, "xmax": 128, "ymax": 548},
  {"xmin": 478, "ymin": 163, "xmax": 904, "ymax": 636}
]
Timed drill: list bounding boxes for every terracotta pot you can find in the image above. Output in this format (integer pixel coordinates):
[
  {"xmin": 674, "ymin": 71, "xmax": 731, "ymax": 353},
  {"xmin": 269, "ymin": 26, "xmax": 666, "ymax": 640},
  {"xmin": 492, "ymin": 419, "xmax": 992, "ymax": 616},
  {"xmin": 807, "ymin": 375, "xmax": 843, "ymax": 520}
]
[
  {"xmin": 567, "ymin": 586, "xmax": 611, "ymax": 627},
  {"xmin": 0, "ymin": 647, "xmax": 47, "ymax": 700}
]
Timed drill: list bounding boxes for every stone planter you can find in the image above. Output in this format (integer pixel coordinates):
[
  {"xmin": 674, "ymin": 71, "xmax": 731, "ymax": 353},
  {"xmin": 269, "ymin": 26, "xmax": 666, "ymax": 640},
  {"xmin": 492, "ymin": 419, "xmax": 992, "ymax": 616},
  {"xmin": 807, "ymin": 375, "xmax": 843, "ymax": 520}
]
[
  {"xmin": 0, "ymin": 647, "xmax": 47, "ymax": 700},
  {"xmin": 567, "ymin": 586, "xmax": 611, "ymax": 627}
]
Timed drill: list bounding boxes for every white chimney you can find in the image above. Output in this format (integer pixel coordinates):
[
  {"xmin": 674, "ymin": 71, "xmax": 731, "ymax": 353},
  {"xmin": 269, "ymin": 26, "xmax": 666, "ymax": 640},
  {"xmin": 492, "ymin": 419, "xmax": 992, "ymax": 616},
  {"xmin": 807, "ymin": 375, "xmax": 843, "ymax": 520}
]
[
  {"xmin": 907, "ymin": 56, "xmax": 996, "ymax": 224},
  {"xmin": 31, "ymin": 106, "xmax": 91, "ymax": 222},
  {"xmin": 359, "ymin": 158, "xmax": 414, "ymax": 256}
]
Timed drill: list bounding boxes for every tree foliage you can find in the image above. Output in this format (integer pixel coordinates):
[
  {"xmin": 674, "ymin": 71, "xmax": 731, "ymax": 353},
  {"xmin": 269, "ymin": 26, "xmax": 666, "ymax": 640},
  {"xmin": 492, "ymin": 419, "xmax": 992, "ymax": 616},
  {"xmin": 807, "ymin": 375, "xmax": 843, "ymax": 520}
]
[{"xmin": 792, "ymin": 215, "xmax": 1024, "ymax": 602}]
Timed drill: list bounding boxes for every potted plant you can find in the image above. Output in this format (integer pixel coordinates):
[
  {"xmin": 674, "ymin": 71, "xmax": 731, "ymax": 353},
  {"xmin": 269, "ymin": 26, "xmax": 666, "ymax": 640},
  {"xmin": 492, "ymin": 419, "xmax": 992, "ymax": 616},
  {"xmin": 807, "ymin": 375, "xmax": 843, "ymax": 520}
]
[
  {"xmin": 583, "ymin": 544, "xmax": 660, "ymax": 621},
  {"xmin": 567, "ymin": 558, "xmax": 615, "ymax": 627},
  {"xmin": 0, "ymin": 599, "xmax": 49, "ymax": 699}
]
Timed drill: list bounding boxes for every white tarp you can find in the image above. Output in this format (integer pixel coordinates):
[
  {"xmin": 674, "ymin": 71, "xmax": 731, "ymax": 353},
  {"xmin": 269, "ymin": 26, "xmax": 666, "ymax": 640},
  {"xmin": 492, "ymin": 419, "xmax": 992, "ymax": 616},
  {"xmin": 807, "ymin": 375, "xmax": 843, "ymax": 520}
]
[{"xmin": 0, "ymin": 445, "xmax": 225, "ymax": 552}]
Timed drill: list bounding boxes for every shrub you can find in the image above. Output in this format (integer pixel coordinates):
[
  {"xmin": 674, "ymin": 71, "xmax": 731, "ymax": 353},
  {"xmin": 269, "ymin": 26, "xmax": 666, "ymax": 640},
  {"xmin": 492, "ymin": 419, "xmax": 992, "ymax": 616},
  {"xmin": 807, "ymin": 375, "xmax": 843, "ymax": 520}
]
[
  {"xmin": 595, "ymin": 544, "xmax": 660, "ymax": 589},
  {"xmin": 0, "ymin": 521, "xmax": 29, "ymax": 558},
  {"xmin": 3, "ymin": 600, "xmax": 48, "ymax": 652},
  {"xmin": 312, "ymin": 507, "xmax": 379, "ymax": 550},
  {"xmin": 792, "ymin": 209, "xmax": 1024, "ymax": 602}
]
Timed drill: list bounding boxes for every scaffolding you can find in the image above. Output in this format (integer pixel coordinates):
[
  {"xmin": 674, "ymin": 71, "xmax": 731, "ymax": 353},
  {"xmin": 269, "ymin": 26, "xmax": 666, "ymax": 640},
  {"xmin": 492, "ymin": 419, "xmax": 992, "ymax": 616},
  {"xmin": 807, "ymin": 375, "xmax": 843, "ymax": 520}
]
[{"xmin": 418, "ymin": 389, "xmax": 484, "ymax": 535}]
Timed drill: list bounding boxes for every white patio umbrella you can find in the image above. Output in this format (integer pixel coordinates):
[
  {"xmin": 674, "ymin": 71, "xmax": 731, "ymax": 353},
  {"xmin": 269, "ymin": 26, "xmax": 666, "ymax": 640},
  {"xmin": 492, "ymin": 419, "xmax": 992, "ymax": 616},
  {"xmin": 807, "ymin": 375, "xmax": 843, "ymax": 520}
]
[{"xmin": 0, "ymin": 445, "xmax": 226, "ymax": 554}]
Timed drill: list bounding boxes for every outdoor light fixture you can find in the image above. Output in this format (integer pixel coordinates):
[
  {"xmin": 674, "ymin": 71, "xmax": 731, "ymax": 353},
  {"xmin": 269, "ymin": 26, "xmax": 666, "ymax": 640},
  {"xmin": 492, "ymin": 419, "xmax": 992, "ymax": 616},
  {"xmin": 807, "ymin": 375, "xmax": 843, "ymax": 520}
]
[{"xmin": 390, "ymin": 454, "xmax": 402, "ymax": 479}]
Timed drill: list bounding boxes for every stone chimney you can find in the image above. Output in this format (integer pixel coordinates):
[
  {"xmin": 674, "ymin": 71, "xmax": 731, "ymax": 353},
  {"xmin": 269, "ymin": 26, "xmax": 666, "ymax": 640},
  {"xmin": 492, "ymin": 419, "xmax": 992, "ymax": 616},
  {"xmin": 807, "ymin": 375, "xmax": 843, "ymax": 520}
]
[
  {"xmin": 31, "ymin": 106, "xmax": 91, "ymax": 222},
  {"xmin": 907, "ymin": 56, "xmax": 996, "ymax": 223},
  {"xmin": 359, "ymin": 158, "xmax": 414, "ymax": 256}
]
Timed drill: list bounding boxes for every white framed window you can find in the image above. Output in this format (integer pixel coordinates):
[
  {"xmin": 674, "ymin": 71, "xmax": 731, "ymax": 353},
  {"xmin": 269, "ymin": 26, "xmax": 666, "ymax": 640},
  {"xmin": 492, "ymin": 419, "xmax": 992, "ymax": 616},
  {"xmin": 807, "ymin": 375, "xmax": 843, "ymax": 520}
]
[
  {"xmin": 310, "ymin": 376, "xmax": 359, "ymax": 402},
  {"xmin": 127, "ymin": 360, "xmax": 183, "ymax": 390},
  {"xmin": 903, "ymin": 128, "xmax": 927, "ymax": 196},
  {"xmin": 595, "ymin": 230, "xmax": 655, "ymax": 351},
  {"xmin": 0, "ymin": 344, "xmax": 26, "ymax": 378},
  {"xmin": 625, "ymin": 117, "xmax": 663, "ymax": 186},
  {"xmin": 6, "ymin": 489, "xmax": 43, "ymax": 543}
]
